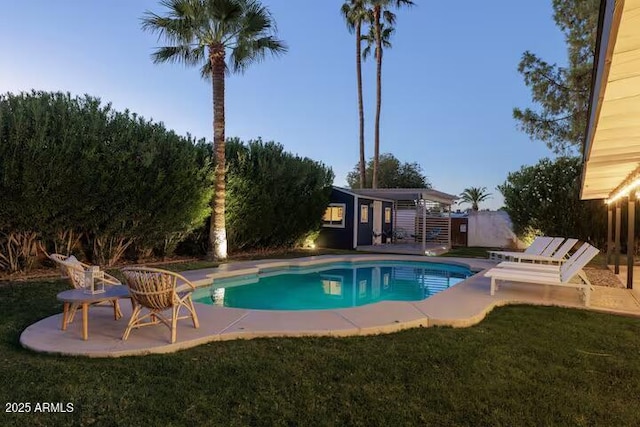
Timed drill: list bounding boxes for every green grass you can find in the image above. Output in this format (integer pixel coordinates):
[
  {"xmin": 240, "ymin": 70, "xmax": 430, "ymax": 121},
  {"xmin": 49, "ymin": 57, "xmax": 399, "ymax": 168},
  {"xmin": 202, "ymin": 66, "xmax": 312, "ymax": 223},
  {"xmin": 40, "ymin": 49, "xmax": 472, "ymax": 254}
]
[
  {"xmin": 2, "ymin": 280, "xmax": 640, "ymax": 426},
  {"xmin": 440, "ymin": 246, "xmax": 498, "ymax": 258}
]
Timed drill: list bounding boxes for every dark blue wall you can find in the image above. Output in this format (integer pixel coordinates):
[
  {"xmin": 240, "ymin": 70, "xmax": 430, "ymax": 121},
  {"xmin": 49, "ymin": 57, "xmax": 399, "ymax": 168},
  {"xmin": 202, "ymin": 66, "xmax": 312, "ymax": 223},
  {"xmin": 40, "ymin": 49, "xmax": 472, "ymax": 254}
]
[
  {"xmin": 316, "ymin": 189, "xmax": 355, "ymax": 249},
  {"xmin": 317, "ymin": 189, "xmax": 394, "ymax": 249}
]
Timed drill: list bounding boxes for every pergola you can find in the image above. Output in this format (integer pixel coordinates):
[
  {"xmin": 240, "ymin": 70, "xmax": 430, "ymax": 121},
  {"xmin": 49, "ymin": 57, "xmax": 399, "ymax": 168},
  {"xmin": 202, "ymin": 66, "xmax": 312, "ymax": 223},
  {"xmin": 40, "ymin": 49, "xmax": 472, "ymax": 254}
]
[
  {"xmin": 352, "ymin": 188, "xmax": 458, "ymax": 253},
  {"xmin": 581, "ymin": 0, "xmax": 640, "ymax": 288}
]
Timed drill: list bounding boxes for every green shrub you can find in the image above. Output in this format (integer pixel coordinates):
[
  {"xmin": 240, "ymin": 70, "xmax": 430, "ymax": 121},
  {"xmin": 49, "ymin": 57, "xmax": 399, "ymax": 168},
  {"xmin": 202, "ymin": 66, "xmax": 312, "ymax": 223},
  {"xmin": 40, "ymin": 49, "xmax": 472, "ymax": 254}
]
[
  {"xmin": 498, "ymin": 157, "xmax": 607, "ymax": 247},
  {"xmin": 224, "ymin": 138, "xmax": 334, "ymax": 252},
  {"xmin": 0, "ymin": 91, "xmax": 212, "ymax": 270}
]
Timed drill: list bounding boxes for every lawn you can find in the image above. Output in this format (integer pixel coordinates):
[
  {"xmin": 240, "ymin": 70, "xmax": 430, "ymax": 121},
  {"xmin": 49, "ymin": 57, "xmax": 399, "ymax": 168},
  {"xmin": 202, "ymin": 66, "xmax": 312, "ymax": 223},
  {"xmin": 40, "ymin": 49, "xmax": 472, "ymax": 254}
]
[
  {"xmin": 2, "ymin": 278, "xmax": 640, "ymax": 426},
  {"xmin": 439, "ymin": 246, "xmax": 498, "ymax": 258}
]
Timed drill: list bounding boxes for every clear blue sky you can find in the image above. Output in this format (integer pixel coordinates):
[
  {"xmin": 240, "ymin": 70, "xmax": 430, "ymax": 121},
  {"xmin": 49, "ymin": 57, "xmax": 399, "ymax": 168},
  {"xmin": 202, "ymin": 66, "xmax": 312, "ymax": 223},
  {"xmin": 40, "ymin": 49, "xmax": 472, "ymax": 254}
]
[{"xmin": 0, "ymin": 1, "xmax": 566, "ymax": 210}]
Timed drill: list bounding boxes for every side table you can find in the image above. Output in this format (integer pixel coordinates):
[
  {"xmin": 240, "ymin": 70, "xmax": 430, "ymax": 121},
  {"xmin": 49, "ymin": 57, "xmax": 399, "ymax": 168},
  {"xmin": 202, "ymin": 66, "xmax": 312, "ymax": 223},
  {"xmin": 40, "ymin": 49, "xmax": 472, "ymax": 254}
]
[{"xmin": 57, "ymin": 285, "xmax": 130, "ymax": 340}]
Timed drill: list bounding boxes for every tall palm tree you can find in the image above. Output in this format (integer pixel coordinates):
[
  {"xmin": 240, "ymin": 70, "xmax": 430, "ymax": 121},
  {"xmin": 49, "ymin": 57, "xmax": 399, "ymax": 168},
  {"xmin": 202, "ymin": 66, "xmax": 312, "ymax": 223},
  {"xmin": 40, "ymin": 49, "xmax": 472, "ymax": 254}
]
[
  {"xmin": 341, "ymin": 0, "xmax": 370, "ymax": 189},
  {"xmin": 362, "ymin": 20, "xmax": 394, "ymax": 60},
  {"xmin": 460, "ymin": 187, "xmax": 492, "ymax": 211},
  {"xmin": 369, "ymin": 0, "xmax": 414, "ymax": 188},
  {"xmin": 141, "ymin": 0, "xmax": 287, "ymax": 260}
]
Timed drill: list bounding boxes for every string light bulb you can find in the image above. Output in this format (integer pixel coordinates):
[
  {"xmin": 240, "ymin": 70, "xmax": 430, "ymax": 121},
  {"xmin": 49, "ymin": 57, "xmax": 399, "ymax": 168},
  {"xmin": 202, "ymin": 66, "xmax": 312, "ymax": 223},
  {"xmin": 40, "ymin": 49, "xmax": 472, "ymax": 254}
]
[{"xmin": 605, "ymin": 178, "xmax": 640, "ymax": 204}]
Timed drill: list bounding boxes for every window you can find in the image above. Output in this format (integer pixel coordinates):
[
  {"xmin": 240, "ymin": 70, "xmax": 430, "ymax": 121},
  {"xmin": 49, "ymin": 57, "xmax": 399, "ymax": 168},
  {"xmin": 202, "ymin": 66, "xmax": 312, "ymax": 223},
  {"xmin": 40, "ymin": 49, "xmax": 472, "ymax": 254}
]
[
  {"xmin": 321, "ymin": 277, "xmax": 343, "ymax": 296},
  {"xmin": 322, "ymin": 203, "xmax": 345, "ymax": 228},
  {"xmin": 360, "ymin": 205, "xmax": 369, "ymax": 223},
  {"xmin": 384, "ymin": 207, "xmax": 392, "ymax": 223}
]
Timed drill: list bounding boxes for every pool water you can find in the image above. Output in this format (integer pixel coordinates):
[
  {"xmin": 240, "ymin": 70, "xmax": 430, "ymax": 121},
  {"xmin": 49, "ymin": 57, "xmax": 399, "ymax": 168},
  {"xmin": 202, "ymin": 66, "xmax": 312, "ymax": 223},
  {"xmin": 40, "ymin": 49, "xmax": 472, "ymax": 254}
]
[{"xmin": 192, "ymin": 261, "xmax": 472, "ymax": 311}]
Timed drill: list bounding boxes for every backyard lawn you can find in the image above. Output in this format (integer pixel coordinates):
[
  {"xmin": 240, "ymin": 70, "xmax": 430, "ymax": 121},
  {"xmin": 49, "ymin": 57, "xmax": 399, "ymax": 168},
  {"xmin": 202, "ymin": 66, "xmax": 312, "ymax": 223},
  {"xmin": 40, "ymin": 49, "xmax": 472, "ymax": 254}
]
[
  {"xmin": 440, "ymin": 246, "xmax": 497, "ymax": 258},
  {"xmin": 2, "ymin": 277, "xmax": 640, "ymax": 426}
]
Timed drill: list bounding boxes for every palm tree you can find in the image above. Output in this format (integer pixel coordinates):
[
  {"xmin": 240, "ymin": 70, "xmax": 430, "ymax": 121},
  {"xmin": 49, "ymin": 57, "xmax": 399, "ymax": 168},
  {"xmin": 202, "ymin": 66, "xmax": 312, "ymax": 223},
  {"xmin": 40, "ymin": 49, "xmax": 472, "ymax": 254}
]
[
  {"xmin": 460, "ymin": 187, "xmax": 492, "ymax": 211},
  {"xmin": 369, "ymin": 0, "xmax": 414, "ymax": 188},
  {"xmin": 362, "ymin": 20, "xmax": 394, "ymax": 60},
  {"xmin": 341, "ymin": 0, "xmax": 370, "ymax": 189},
  {"xmin": 141, "ymin": 0, "xmax": 287, "ymax": 260}
]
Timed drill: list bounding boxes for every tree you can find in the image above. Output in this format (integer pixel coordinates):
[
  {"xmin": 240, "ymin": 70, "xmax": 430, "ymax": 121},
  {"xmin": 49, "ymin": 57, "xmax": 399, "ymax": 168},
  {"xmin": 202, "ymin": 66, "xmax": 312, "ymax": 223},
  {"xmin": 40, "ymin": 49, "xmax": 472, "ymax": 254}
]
[
  {"xmin": 346, "ymin": 153, "xmax": 430, "ymax": 188},
  {"xmin": 459, "ymin": 187, "xmax": 492, "ymax": 211},
  {"xmin": 497, "ymin": 157, "xmax": 607, "ymax": 247},
  {"xmin": 362, "ymin": 18, "xmax": 393, "ymax": 59},
  {"xmin": 141, "ymin": 0, "xmax": 287, "ymax": 260},
  {"xmin": 513, "ymin": 0, "xmax": 599, "ymax": 155},
  {"xmin": 369, "ymin": 0, "xmax": 414, "ymax": 188},
  {"xmin": 341, "ymin": 0, "xmax": 370, "ymax": 189}
]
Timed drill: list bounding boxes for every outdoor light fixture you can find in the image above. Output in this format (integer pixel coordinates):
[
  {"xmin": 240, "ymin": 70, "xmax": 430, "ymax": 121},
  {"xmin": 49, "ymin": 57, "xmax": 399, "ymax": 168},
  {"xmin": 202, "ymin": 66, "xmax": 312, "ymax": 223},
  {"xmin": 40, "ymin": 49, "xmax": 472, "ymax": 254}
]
[
  {"xmin": 605, "ymin": 177, "xmax": 640, "ymax": 204},
  {"xmin": 84, "ymin": 266, "xmax": 105, "ymax": 294}
]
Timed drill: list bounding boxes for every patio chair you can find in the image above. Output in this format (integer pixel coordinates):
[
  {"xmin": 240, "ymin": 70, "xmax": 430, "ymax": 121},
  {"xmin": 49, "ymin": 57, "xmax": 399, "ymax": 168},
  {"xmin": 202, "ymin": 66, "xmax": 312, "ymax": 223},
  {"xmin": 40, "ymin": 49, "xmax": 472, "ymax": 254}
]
[
  {"xmin": 120, "ymin": 267, "xmax": 200, "ymax": 344},
  {"xmin": 426, "ymin": 227, "xmax": 442, "ymax": 241},
  {"xmin": 497, "ymin": 238, "xmax": 579, "ymax": 265},
  {"xmin": 495, "ymin": 241, "xmax": 592, "ymax": 286},
  {"xmin": 47, "ymin": 253, "xmax": 123, "ymax": 322},
  {"xmin": 48, "ymin": 253, "xmax": 71, "ymax": 278},
  {"xmin": 487, "ymin": 236, "xmax": 557, "ymax": 261},
  {"xmin": 484, "ymin": 243, "xmax": 600, "ymax": 306}
]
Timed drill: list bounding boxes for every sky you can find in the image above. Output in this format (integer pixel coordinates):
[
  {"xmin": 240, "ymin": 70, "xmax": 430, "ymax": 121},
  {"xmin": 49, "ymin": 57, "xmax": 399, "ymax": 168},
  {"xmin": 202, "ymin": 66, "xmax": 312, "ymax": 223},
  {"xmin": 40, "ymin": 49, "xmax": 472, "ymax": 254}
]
[{"xmin": 0, "ymin": 0, "xmax": 567, "ymax": 211}]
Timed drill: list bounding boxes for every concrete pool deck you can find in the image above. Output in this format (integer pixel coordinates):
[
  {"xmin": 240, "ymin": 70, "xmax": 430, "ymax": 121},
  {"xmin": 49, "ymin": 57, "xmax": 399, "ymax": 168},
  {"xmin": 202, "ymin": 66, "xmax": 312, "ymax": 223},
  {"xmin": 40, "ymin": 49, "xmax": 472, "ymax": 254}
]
[{"xmin": 19, "ymin": 255, "xmax": 640, "ymax": 357}]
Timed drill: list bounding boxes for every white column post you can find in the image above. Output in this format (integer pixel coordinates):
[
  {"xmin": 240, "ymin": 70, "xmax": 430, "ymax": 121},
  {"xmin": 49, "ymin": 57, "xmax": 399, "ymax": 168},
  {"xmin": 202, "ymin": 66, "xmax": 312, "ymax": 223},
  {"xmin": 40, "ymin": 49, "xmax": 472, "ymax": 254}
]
[{"xmin": 421, "ymin": 199, "xmax": 426, "ymax": 254}]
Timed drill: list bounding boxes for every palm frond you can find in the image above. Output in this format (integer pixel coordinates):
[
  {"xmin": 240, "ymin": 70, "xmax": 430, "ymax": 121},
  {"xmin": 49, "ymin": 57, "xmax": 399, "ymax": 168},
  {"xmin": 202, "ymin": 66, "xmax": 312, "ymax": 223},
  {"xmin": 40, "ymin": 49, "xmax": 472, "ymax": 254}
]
[
  {"xmin": 341, "ymin": 4, "xmax": 356, "ymax": 33},
  {"xmin": 141, "ymin": 0, "xmax": 199, "ymax": 44},
  {"xmin": 380, "ymin": 26, "xmax": 394, "ymax": 49},
  {"xmin": 362, "ymin": 44, "xmax": 372, "ymax": 60},
  {"xmin": 382, "ymin": 10, "xmax": 396, "ymax": 26},
  {"xmin": 395, "ymin": 0, "xmax": 415, "ymax": 7},
  {"xmin": 205, "ymin": 0, "xmax": 244, "ymax": 42},
  {"xmin": 231, "ymin": 36, "xmax": 287, "ymax": 74},
  {"xmin": 240, "ymin": 1, "xmax": 276, "ymax": 36},
  {"xmin": 361, "ymin": 30, "xmax": 374, "ymax": 60},
  {"xmin": 341, "ymin": 0, "xmax": 370, "ymax": 33},
  {"xmin": 362, "ymin": 20, "xmax": 393, "ymax": 58},
  {"xmin": 151, "ymin": 44, "xmax": 205, "ymax": 67},
  {"xmin": 142, "ymin": 0, "xmax": 285, "ymax": 78}
]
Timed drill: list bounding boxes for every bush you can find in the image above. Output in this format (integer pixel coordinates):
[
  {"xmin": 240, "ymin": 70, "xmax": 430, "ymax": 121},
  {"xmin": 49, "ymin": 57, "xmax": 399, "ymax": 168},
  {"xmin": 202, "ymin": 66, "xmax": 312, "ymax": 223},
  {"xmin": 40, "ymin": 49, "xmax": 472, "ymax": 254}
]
[
  {"xmin": 0, "ymin": 91, "xmax": 212, "ymax": 271},
  {"xmin": 224, "ymin": 138, "xmax": 334, "ymax": 252},
  {"xmin": 497, "ymin": 157, "xmax": 607, "ymax": 247}
]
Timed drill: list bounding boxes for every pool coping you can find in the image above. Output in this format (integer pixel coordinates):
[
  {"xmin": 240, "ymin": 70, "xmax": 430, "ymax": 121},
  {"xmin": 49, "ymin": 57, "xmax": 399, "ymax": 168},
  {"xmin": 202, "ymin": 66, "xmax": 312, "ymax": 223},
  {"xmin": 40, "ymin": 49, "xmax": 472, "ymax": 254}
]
[{"xmin": 19, "ymin": 255, "xmax": 640, "ymax": 357}]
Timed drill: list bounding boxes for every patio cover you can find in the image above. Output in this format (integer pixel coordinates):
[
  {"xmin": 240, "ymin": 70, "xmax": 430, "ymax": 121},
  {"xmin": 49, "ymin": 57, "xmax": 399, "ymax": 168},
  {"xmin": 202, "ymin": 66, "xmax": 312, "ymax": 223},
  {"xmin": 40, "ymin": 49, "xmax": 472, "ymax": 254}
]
[
  {"xmin": 350, "ymin": 188, "xmax": 458, "ymax": 205},
  {"xmin": 581, "ymin": 0, "xmax": 640, "ymax": 201}
]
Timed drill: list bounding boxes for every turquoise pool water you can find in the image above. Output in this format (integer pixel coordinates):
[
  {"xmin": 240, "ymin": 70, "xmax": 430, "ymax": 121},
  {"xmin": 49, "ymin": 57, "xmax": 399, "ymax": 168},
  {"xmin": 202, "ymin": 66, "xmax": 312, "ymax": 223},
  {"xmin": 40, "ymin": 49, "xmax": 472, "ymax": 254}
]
[{"xmin": 192, "ymin": 261, "xmax": 472, "ymax": 310}]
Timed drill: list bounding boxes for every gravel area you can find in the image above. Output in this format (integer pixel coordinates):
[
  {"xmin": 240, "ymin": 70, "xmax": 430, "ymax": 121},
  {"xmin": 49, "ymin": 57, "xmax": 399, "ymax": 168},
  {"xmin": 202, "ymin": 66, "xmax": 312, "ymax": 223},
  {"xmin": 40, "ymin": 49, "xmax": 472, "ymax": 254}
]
[{"xmin": 583, "ymin": 267, "xmax": 625, "ymax": 288}]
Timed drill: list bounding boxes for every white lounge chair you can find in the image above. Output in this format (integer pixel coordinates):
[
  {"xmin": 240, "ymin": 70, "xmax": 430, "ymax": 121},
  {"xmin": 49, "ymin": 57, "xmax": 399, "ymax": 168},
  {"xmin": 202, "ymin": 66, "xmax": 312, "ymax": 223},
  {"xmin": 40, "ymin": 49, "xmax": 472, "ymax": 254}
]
[
  {"xmin": 484, "ymin": 243, "xmax": 600, "ymax": 306},
  {"xmin": 497, "ymin": 238, "xmax": 578, "ymax": 265},
  {"xmin": 495, "ymin": 241, "xmax": 591, "ymax": 285},
  {"xmin": 487, "ymin": 236, "xmax": 558, "ymax": 261}
]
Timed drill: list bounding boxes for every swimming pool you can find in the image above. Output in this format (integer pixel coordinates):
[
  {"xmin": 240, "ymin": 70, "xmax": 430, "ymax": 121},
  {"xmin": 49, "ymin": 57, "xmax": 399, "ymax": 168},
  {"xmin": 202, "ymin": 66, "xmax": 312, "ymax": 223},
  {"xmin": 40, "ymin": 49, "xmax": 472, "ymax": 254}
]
[{"xmin": 192, "ymin": 261, "xmax": 472, "ymax": 310}]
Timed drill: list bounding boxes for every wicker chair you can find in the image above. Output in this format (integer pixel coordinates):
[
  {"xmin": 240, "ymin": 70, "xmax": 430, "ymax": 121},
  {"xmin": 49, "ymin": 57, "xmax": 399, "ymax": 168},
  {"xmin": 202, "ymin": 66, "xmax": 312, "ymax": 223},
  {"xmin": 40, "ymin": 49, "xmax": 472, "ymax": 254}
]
[
  {"xmin": 120, "ymin": 267, "xmax": 200, "ymax": 343},
  {"xmin": 48, "ymin": 253, "xmax": 71, "ymax": 278},
  {"xmin": 47, "ymin": 253, "xmax": 123, "ymax": 322}
]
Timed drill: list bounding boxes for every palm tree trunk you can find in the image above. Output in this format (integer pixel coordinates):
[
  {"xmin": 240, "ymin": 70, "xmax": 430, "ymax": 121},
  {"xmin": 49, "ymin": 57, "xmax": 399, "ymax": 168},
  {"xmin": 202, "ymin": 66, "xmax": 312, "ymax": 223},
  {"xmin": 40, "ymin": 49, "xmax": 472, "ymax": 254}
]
[
  {"xmin": 208, "ymin": 46, "xmax": 228, "ymax": 260},
  {"xmin": 356, "ymin": 21, "xmax": 366, "ymax": 189},
  {"xmin": 372, "ymin": 7, "xmax": 382, "ymax": 189}
]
